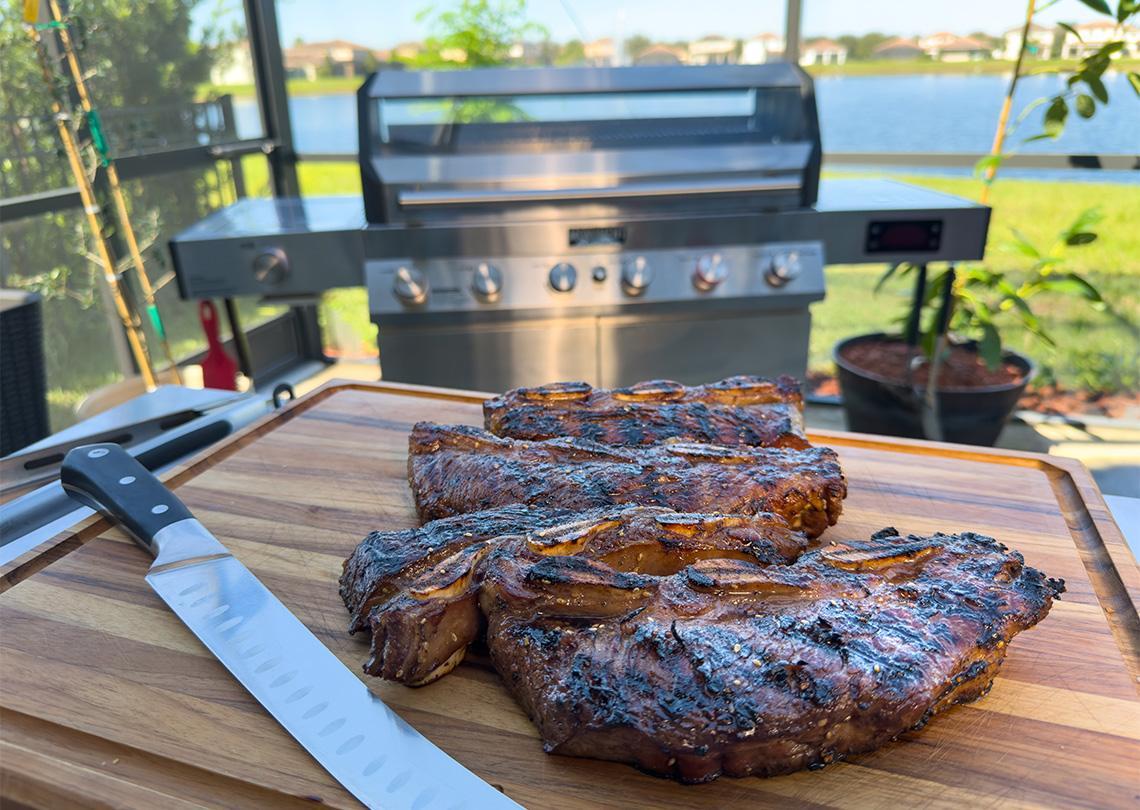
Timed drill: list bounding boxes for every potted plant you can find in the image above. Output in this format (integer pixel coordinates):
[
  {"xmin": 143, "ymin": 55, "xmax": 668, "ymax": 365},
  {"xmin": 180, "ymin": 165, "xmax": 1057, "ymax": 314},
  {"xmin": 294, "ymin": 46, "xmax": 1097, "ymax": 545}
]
[
  {"xmin": 833, "ymin": 0, "xmax": 1137, "ymax": 446},
  {"xmin": 833, "ymin": 209, "xmax": 1108, "ymax": 445}
]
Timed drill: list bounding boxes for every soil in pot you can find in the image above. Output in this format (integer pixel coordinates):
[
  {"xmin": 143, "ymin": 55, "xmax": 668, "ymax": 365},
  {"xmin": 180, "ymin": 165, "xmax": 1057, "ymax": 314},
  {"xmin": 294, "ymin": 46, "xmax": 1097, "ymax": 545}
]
[
  {"xmin": 839, "ymin": 341, "xmax": 1026, "ymax": 389},
  {"xmin": 833, "ymin": 335, "xmax": 1034, "ymax": 446}
]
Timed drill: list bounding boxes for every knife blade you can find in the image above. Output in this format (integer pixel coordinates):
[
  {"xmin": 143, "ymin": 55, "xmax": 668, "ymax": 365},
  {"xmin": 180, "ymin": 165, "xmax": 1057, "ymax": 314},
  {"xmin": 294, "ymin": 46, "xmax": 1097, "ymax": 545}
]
[{"xmin": 60, "ymin": 443, "xmax": 523, "ymax": 810}]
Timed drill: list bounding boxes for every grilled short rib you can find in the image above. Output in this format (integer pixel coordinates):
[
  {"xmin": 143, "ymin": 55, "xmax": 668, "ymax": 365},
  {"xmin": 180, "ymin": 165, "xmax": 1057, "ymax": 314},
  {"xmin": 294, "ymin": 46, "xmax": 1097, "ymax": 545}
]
[
  {"xmin": 408, "ymin": 423, "xmax": 846, "ymax": 537},
  {"xmin": 340, "ymin": 505, "xmax": 808, "ymax": 685},
  {"xmin": 483, "ymin": 375, "xmax": 809, "ymax": 448},
  {"xmin": 480, "ymin": 527, "xmax": 1063, "ymax": 783}
]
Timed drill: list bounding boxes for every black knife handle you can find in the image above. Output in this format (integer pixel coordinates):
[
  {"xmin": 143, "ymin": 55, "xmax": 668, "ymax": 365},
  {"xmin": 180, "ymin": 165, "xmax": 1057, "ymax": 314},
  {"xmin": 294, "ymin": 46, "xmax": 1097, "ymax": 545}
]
[{"xmin": 61, "ymin": 443, "xmax": 194, "ymax": 559}]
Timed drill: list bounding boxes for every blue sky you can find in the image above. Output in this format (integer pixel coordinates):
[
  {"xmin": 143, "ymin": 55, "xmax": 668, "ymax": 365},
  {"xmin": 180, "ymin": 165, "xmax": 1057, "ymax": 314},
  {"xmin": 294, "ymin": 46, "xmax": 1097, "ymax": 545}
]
[{"xmin": 219, "ymin": 1, "xmax": 1110, "ymax": 50}]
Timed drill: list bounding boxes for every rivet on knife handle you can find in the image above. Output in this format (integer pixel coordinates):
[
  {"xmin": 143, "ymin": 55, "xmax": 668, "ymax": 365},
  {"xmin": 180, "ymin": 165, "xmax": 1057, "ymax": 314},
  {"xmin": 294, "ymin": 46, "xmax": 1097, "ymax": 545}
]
[{"xmin": 61, "ymin": 443, "xmax": 194, "ymax": 554}]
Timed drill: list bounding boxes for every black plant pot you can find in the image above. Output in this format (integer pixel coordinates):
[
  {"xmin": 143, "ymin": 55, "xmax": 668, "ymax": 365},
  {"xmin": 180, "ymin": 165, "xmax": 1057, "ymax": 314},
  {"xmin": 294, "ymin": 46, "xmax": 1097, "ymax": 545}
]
[{"xmin": 833, "ymin": 334, "xmax": 1035, "ymax": 447}]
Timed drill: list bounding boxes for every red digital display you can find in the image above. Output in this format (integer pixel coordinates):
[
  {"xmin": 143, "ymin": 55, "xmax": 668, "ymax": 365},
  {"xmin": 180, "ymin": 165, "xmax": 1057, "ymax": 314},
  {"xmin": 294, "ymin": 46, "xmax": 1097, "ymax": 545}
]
[{"xmin": 866, "ymin": 220, "xmax": 942, "ymax": 253}]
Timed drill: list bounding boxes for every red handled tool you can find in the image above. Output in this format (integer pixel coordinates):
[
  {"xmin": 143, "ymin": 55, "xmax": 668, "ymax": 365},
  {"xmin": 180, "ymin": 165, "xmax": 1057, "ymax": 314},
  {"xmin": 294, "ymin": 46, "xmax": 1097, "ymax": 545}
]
[{"xmin": 199, "ymin": 300, "xmax": 238, "ymax": 391}]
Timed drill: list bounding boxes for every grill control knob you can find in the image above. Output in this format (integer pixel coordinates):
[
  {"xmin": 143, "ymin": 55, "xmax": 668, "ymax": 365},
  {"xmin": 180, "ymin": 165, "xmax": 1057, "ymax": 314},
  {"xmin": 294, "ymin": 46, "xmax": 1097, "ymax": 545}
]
[
  {"xmin": 471, "ymin": 262, "xmax": 503, "ymax": 300},
  {"xmin": 620, "ymin": 255, "xmax": 653, "ymax": 296},
  {"xmin": 693, "ymin": 252, "xmax": 729, "ymax": 291},
  {"xmin": 252, "ymin": 247, "xmax": 289, "ymax": 285},
  {"xmin": 549, "ymin": 262, "xmax": 577, "ymax": 293},
  {"xmin": 766, "ymin": 251, "xmax": 802, "ymax": 287},
  {"xmin": 393, "ymin": 265, "xmax": 428, "ymax": 306}
]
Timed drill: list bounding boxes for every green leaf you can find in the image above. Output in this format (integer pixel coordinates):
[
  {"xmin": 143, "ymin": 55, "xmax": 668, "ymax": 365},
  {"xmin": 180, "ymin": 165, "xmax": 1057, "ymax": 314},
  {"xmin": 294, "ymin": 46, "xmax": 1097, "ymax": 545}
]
[
  {"xmin": 1013, "ymin": 96, "xmax": 1050, "ymax": 128},
  {"xmin": 1085, "ymin": 73, "xmax": 1109, "ymax": 103},
  {"xmin": 1043, "ymin": 97, "xmax": 1069, "ymax": 137},
  {"xmin": 1074, "ymin": 93, "xmax": 1097, "ymax": 118},
  {"xmin": 978, "ymin": 323, "xmax": 1003, "ymax": 370},
  {"xmin": 1129, "ymin": 72, "xmax": 1140, "ymax": 97},
  {"xmin": 974, "ymin": 154, "xmax": 1002, "ymax": 178},
  {"xmin": 1076, "ymin": 0, "xmax": 1111, "ymax": 14},
  {"xmin": 874, "ymin": 262, "xmax": 909, "ymax": 294},
  {"xmin": 1039, "ymin": 273, "xmax": 1105, "ymax": 301},
  {"xmin": 1058, "ymin": 22, "xmax": 1082, "ymax": 42},
  {"xmin": 1119, "ymin": 0, "xmax": 1140, "ymax": 22},
  {"xmin": 1005, "ymin": 228, "xmax": 1041, "ymax": 258},
  {"xmin": 1065, "ymin": 231, "xmax": 1099, "ymax": 245},
  {"xmin": 1065, "ymin": 206, "xmax": 1105, "ymax": 235}
]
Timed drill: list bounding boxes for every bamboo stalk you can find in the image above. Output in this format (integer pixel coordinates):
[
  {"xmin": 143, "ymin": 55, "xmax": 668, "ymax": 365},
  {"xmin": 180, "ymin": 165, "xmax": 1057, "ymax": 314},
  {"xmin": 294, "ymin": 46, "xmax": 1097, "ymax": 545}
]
[
  {"xmin": 44, "ymin": 0, "xmax": 183, "ymax": 384},
  {"xmin": 28, "ymin": 23, "xmax": 158, "ymax": 390},
  {"xmin": 982, "ymin": 0, "xmax": 1037, "ymax": 203}
]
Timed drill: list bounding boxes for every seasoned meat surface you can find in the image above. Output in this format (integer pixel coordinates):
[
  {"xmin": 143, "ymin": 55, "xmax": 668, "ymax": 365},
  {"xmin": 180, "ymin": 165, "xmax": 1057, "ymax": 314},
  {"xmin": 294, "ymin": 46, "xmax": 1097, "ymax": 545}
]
[
  {"xmin": 340, "ymin": 504, "xmax": 579, "ymax": 636},
  {"xmin": 484, "ymin": 376, "xmax": 808, "ymax": 448},
  {"xmin": 341, "ymin": 505, "xmax": 807, "ymax": 685},
  {"xmin": 479, "ymin": 527, "xmax": 1062, "ymax": 783},
  {"xmin": 408, "ymin": 423, "xmax": 846, "ymax": 538}
]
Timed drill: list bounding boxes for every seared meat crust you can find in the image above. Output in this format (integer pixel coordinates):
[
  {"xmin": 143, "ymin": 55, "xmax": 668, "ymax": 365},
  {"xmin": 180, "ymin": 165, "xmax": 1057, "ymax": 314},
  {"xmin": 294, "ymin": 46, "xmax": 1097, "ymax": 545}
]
[
  {"xmin": 341, "ymin": 505, "xmax": 807, "ymax": 685},
  {"xmin": 408, "ymin": 423, "xmax": 846, "ymax": 538},
  {"xmin": 340, "ymin": 504, "xmax": 578, "ymax": 635},
  {"xmin": 483, "ymin": 376, "xmax": 808, "ymax": 448},
  {"xmin": 480, "ymin": 527, "xmax": 1063, "ymax": 783}
]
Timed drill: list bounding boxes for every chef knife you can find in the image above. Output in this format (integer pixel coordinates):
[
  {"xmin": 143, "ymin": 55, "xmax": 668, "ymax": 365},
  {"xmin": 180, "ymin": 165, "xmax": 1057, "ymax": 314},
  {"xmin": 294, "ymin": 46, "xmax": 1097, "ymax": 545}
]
[{"xmin": 60, "ymin": 443, "xmax": 523, "ymax": 810}]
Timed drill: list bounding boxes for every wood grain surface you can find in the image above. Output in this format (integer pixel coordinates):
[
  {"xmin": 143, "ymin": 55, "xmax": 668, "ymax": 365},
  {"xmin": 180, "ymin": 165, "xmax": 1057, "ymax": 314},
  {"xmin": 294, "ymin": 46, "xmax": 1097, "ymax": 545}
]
[{"xmin": 2, "ymin": 381, "xmax": 1138, "ymax": 810}]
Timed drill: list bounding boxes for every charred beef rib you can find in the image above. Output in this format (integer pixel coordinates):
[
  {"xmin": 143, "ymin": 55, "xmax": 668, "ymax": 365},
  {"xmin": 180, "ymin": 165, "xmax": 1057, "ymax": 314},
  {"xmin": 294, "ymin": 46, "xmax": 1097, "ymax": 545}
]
[
  {"xmin": 340, "ymin": 505, "xmax": 808, "ymax": 685},
  {"xmin": 408, "ymin": 423, "xmax": 846, "ymax": 538},
  {"xmin": 483, "ymin": 375, "xmax": 808, "ymax": 448},
  {"xmin": 480, "ymin": 527, "xmax": 1063, "ymax": 783}
]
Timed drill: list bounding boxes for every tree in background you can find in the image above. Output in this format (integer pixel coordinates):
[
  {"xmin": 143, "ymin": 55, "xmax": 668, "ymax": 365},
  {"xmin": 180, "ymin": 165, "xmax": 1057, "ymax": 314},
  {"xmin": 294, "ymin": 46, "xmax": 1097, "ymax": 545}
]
[
  {"xmin": 1, "ymin": 0, "xmax": 232, "ymax": 426},
  {"xmin": 401, "ymin": 0, "xmax": 549, "ymax": 69},
  {"xmin": 852, "ymin": 32, "xmax": 890, "ymax": 61},
  {"xmin": 624, "ymin": 34, "xmax": 651, "ymax": 61},
  {"xmin": 556, "ymin": 39, "xmax": 586, "ymax": 65}
]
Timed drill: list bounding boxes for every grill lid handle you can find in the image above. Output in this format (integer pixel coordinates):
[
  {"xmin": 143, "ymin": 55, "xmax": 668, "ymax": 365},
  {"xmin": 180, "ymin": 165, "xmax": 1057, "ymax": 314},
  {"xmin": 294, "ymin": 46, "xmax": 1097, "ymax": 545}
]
[{"xmin": 397, "ymin": 176, "xmax": 800, "ymax": 208}]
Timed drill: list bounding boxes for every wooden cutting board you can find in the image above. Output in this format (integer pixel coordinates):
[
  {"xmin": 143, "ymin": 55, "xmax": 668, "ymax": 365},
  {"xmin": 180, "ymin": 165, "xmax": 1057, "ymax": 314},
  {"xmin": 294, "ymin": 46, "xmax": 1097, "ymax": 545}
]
[{"xmin": 2, "ymin": 381, "xmax": 1138, "ymax": 810}]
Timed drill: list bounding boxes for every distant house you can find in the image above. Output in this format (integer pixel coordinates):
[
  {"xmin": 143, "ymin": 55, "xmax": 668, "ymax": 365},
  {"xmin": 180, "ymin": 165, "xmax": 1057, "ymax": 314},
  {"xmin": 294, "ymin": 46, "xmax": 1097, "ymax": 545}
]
[
  {"xmin": 925, "ymin": 34, "xmax": 990, "ymax": 62},
  {"xmin": 918, "ymin": 32, "xmax": 959, "ymax": 52},
  {"xmin": 209, "ymin": 40, "xmax": 254, "ymax": 86},
  {"xmin": 584, "ymin": 37, "xmax": 615, "ymax": 66},
  {"xmin": 438, "ymin": 47, "xmax": 468, "ymax": 64},
  {"xmin": 1062, "ymin": 22, "xmax": 1140, "ymax": 59},
  {"xmin": 1000, "ymin": 24, "xmax": 1059, "ymax": 60},
  {"xmin": 874, "ymin": 37, "xmax": 925, "ymax": 61},
  {"xmin": 741, "ymin": 33, "xmax": 785, "ymax": 64},
  {"xmin": 800, "ymin": 37, "xmax": 847, "ymax": 65},
  {"xmin": 634, "ymin": 44, "xmax": 687, "ymax": 66},
  {"xmin": 508, "ymin": 41, "xmax": 545, "ymax": 64},
  {"xmin": 391, "ymin": 41, "xmax": 424, "ymax": 62},
  {"xmin": 688, "ymin": 34, "xmax": 737, "ymax": 65},
  {"xmin": 284, "ymin": 40, "xmax": 374, "ymax": 79}
]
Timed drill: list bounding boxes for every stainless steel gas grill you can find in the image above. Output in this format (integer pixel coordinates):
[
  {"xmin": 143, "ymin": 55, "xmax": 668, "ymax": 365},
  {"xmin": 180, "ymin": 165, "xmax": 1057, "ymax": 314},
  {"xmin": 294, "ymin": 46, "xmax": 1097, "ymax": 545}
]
[{"xmin": 169, "ymin": 64, "xmax": 991, "ymax": 391}]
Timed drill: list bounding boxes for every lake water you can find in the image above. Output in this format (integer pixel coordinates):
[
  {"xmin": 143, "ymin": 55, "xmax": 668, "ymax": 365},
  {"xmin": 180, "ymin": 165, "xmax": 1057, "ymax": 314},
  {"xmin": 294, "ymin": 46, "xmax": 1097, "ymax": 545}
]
[{"xmin": 233, "ymin": 72, "xmax": 1139, "ymax": 180}]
